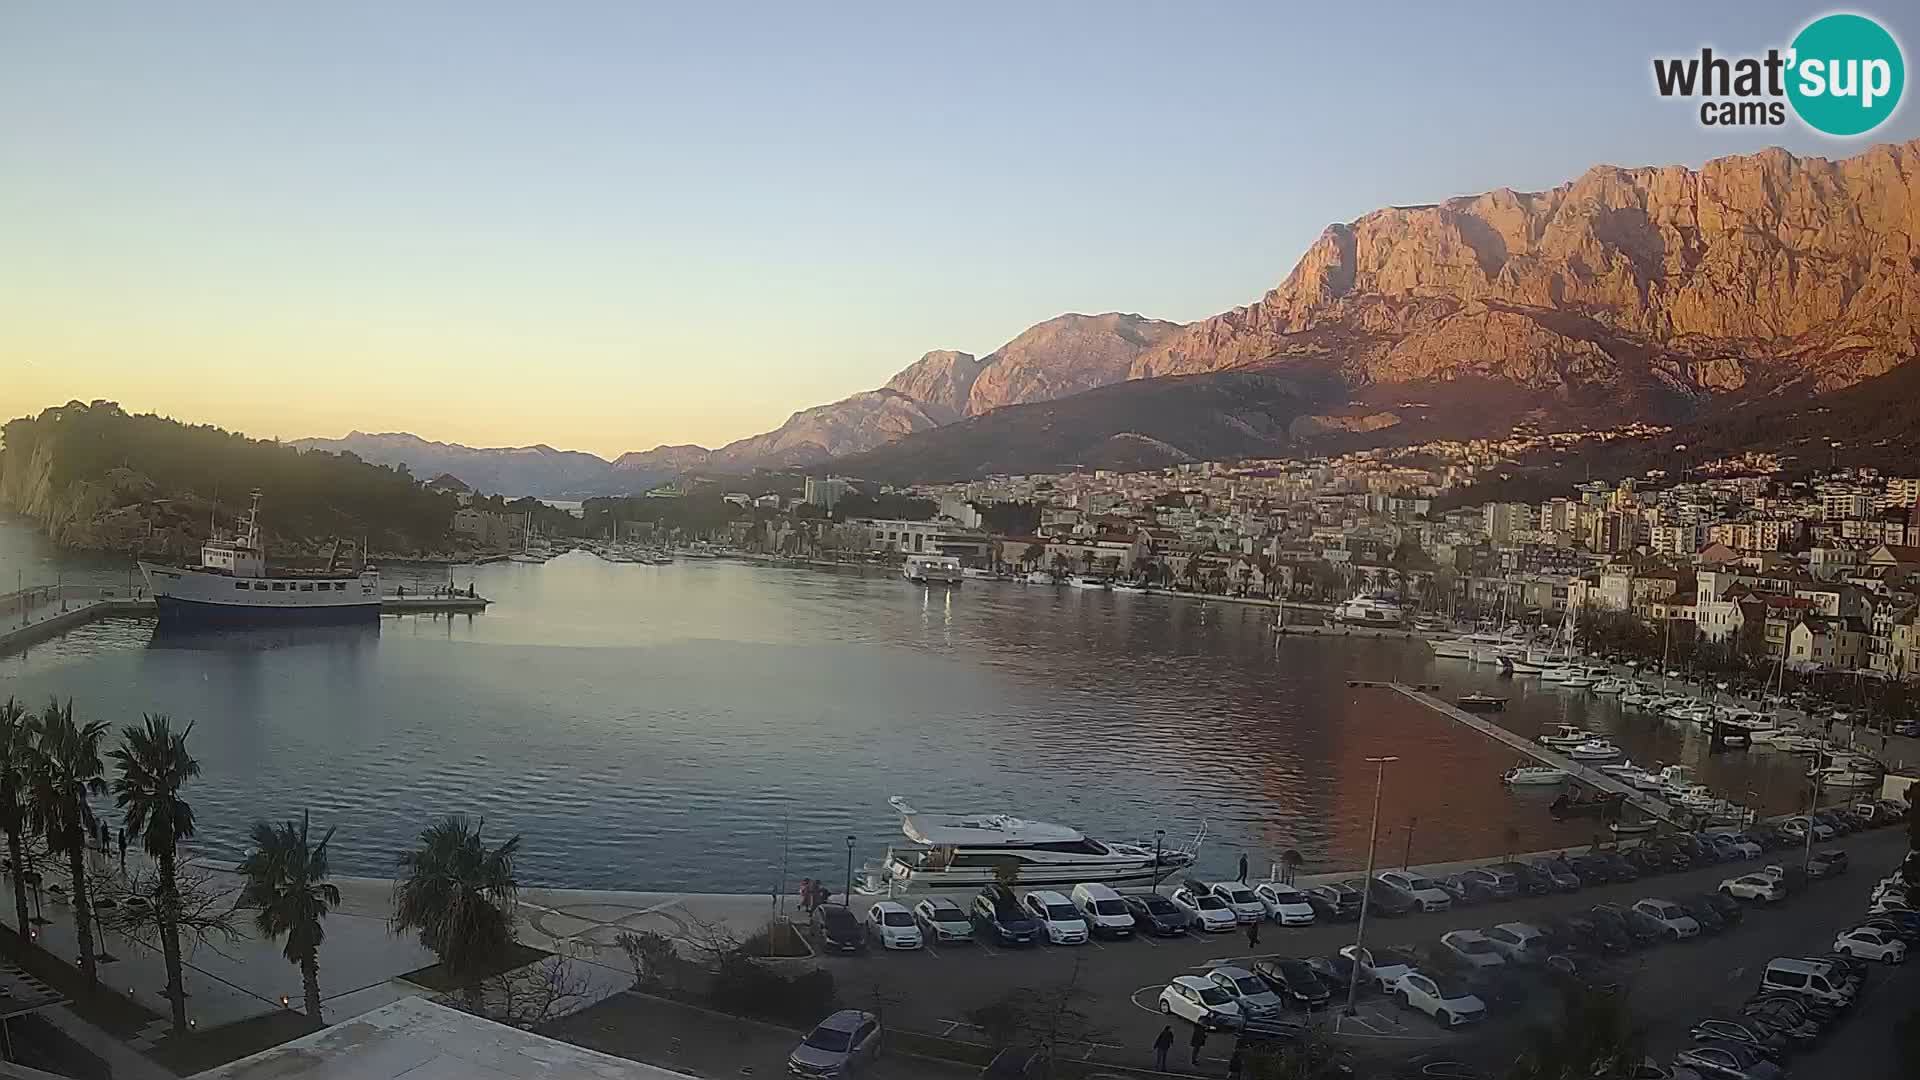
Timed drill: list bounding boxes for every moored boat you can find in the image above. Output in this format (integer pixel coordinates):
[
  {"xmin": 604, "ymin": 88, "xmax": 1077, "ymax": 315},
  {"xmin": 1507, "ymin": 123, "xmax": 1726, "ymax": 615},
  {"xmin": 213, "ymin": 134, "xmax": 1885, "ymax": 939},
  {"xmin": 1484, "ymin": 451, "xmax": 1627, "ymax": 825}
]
[
  {"xmin": 1457, "ymin": 692, "xmax": 1508, "ymax": 712},
  {"xmin": 139, "ymin": 491, "xmax": 380, "ymax": 625},
  {"xmin": 1502, "ymin": 765, "xmax": 1568, "ymax": 786},
  {"xmin": 862, "ymin": 797, "xmax": 1194, "ymax": 892}
]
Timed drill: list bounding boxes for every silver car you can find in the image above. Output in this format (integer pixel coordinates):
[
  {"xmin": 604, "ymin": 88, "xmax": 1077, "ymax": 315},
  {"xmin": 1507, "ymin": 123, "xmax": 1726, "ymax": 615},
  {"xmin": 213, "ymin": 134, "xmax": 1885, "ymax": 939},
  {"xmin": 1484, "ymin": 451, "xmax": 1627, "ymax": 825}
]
[{"xmin": 789, "ymin": 1009, "xmax": 881, "ymax": 1077}]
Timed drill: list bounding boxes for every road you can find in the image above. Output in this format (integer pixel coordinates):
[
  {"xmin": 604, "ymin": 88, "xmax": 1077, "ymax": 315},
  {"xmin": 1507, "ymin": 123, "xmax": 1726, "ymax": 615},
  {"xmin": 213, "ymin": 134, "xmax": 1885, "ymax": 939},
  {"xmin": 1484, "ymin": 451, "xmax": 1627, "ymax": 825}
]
[{"xmin": 812, "ymin": 825, "xmax": 1911, "ymax": 1075}]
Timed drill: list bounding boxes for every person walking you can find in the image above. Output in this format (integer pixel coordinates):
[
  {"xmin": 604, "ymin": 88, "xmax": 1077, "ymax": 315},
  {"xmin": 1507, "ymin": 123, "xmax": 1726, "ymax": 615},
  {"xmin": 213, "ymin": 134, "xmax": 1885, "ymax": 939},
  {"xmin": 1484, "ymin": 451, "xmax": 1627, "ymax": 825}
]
[
  {"xmin": 1189, "ymin": 1024, "xmax": 1207, "ymax": 1066},
  {"xmin": 1238, "ymin": 852, "xmax": 1249, "ymax": 883},
  {"xmin": 798, "ymin": 878, "xmax": 814, "ymax": 913},
  {"xmin": 1247, "ymin": 917, "xmax": 1260, "ymax": 950},
  {"xmin": 1153, "ymin": 1025, "xmax": 1174, "ymax": 1071}
]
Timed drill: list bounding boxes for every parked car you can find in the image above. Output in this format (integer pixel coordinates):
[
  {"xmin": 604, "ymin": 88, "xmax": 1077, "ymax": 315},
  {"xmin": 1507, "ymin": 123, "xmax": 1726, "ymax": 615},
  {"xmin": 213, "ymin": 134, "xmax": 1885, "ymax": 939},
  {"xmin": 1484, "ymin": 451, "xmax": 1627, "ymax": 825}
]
[
  {"xmin": 1543, "ymin": 913, "xmax": 1614, "ymax": 955},
  {"xmin": 1631, "ymin": 898, "xmax": 1701, "ymax": 941},
  {"xmin": 1169, "ymin": 884, "xmax": 1240, "ymax": 933},
  {"xmin": 1623, "ymin": 844, "xmax": 1677, "ymax": 876},
  {"xmin": 1252, "ymin": 957, "xmax": 1332, "ymax": 1010},
  {"xmin": 1809, "ymin": 810, "xmax": 1852, "ymax": 837},
  {"xmin": 1377, "ymin": 870, "xmax": 1453, "ymax": 912},
  {"xmin": 1565, "ymin": 854, "xmax": 1617, "ymax": 888},
  {"xmin": 1209, "ymin": 965, "xmax": 1287, "ymax": 1019},
  {"xmin": 1779, "ymin": 816, "xmax": 1833, "ymax": 843},
  {"xmin": 1021, "ymin": 890, "xmax": 1089, "ymax": 945},
  {"xmin": 1159, "ymin": 974, "xmax": 1243, "ymax": 1030},
  {"xmin": 1673, "ymin": 834, "xmax": 1719, "ymax": 866},
  {"xmin": 1687, "ymin": 1018, "xmax": 1786, "ymax": 1061},
  {"xmin": 1122, "ymin": 893, "xmax": 1188, "ymax": 937},
  {"xmin": 1674, "ymin": 1041, "xmax": 1784, "ymax": 1079},
  {"xmin": 1204, "ymin": 880, "xmax": 1270, "ymax": 924},
  {"xmin": 1596, "ymin": 851, "xmax": 1641, "ymax": 882},
  {"xmin": 1483, "ymin": 922, "xmax": 1550, "ymax": 964},
  {"xmin": 1307, "ymin": 953, "xmax": 1362, "ymax": 994},
  {"xmin": 1307, "ymin": 881, "xmax": 1364, "ymax": 920},
  {"xmin": 1833, "ymin": 926, "xmax": 1907, "ymax": 962},
  {"xmin": 1676, "ymin": 895, "xmax": 1727, "ymax": 934},
  {"xmin": 1070, "ymin": 883, "xmax": 1136, "ymax": 938},
  {"xmin": 1861, "ymin": 911, "xmax": 1920, "ymax": 941},
  {"xmin": 864, "ymin": 901, "xmax": 923, "ymax": 950},
  {"xmin": 1807, "ymin": 848, "xmax": 1848, "ymax": 877},
  {"xmin": 1438, "ymin": 930, "xmax": 1507, "ymax": 969},
  {"xmin": 1391, "ymin": 972, "xmax": 1486, "ymax": 1027},
  {"xmin": 1253, "ymin": 882, "xmax": 1317, "ymax": 926},
  {"xmin": 1715, "ymin": 833, "xmax": 1763, "ymax": 860},
  {"xmin": 1697, "ymin": 890, "xmax": 1745, "ymax": 926},
  {"xmin": 1437, "ymin": 873, "xmax": 1492, "ymax": 905},
  {"xmin": 1346, "ymin": 944, "xmax": 1421, "ymax": 993},
  {"xmin": 814, "ymin": 904, "xmax": 868, "ymax": 953},
  {"xmin": 912, "ymin": 897, "xmax": 974, "ymax": 944},
  {"xmin": 1532, "ymin": 857, "xmax": 1583, "ymax": 893},
  {"xmin": 1492, "ymin": 860, "xmax": 1553, "ymax": 896},
  {"xmin": 970, "ymin": 888, "xmax": 1039, "ymax": 946},
  {"xmin": 1719, "ymin": 874, "xmax": 1785, "ymax": 903},
  {"xmin": 789, "ymin": 1009, "xmax": 882, "ymax": 1078},
  {"xmin": 1364, "ymin": 877, "xmax": 1420, "ymax": 917},
  {"xmin": 1590, "ymin": 905, "xmax": 1657, "ymax": 949}
]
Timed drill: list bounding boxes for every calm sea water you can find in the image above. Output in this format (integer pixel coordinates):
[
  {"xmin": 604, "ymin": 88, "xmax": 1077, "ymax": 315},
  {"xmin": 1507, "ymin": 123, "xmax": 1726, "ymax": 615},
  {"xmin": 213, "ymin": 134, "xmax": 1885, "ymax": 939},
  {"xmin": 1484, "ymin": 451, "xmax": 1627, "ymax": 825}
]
[{"xmin": 0, "ymin": 517, "xmax": 1816, "ymax": 892}]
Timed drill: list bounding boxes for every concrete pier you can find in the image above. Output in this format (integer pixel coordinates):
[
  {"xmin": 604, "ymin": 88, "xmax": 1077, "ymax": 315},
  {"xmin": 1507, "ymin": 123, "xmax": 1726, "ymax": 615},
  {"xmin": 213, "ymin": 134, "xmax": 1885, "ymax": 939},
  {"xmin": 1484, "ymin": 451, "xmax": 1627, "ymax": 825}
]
[
  {"xmin": 0, "ymin": 589, "xmax": 489, "ymax": 657},
  {"xmin": 1386, "ymin": 682, "xmax": 1686, "ymax": 825}
]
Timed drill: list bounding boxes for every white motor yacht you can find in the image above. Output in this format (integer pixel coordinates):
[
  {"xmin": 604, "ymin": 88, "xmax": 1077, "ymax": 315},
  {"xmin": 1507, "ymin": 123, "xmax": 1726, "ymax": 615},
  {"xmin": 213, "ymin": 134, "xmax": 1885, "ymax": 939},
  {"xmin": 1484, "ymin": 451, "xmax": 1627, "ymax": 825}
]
[
  {"xmin": 1567, "ymin": 739, "xmax": 1623, "ymax": 760},
  {"xmin": 864, "ymin": 798, "xmax": 1193, "ymax": 892},
  {"xmin": 1655, "ymin": 764, "xmax": 1698, "ymax": 799},
  {"xmin": 1065, "ymin": 574, "xmax": 1112, "ymax": 590},
  {"xmin": 1334, "ymin": 592, "xmax": 1404, "ymax": 627},
  {"xmin": 1502, "ymin": 765, "xmax": 1569, "ymax": 786},
  {"xmin": 1539, "ymin": 725, "xmax": 1596, "ymax": 749},
  {"xmin": 1430, "ymin": 637, "xmax": 1472, "ymax": 660},
  {"xmin": 1559, "ymin": 673, "xmax": 1597, "ymax": 690},
  {"xmin": 1024, "ymin": 570, "xmax": 1058, "ymax": 585},
  {"xmin": 1811, "ymin": 766, "xmax": 1880, "ymax": 789},
  {"xmin": 1537, "ymin": 664, "xmax": 1573, "ymax": 682},
  {"xmin": 1591, "ymin": 677, "xmax": 1630, "ymax": 695}
]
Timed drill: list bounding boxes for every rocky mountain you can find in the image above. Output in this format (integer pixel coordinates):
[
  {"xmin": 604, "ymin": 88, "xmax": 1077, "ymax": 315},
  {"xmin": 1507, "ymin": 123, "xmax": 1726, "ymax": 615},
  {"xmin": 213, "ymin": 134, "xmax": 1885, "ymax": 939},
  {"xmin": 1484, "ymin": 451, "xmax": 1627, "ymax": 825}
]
[
  {"xmin": 288, "ymin": 431, "xmax": 655, "ymax": 498},
  {"xmin": 1130, "ymin": 140, "xmax": 1920, "ymax": 407},
  {"xmin": 963, "ymin": 313, "xmax": 1183, "ymax": 415},
  {"xmin": 882, "ymin": 350, "xmax": 985, "ymax": 421}
]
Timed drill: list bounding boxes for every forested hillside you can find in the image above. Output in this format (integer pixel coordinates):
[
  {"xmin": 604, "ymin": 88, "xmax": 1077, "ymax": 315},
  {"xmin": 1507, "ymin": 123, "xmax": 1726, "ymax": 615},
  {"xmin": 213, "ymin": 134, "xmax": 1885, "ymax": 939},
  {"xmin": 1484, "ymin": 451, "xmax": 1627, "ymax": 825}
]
[{"xmin": 0, "ymin": 401, "xmax": 458, "ymax": 555}]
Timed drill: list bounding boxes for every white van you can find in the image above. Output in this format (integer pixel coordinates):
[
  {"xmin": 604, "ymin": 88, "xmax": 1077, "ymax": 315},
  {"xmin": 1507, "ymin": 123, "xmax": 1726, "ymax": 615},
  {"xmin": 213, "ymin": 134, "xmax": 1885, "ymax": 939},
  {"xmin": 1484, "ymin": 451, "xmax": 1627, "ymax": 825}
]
[
  {"xmin": 1071, "ymin": 882, "xmax": 1136, "ymax": 938},
  {"xmin": 1760, "ymin": 957, "xmax": 1854, "ymax": 1006}
]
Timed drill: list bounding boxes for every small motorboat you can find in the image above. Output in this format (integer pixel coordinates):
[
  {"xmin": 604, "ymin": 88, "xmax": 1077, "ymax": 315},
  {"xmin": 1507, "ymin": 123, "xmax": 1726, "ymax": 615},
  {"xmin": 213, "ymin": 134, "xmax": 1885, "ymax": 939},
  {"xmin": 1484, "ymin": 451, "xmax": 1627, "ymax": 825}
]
[
  {"xmin": 1537, "ymin": 664, "xmax": 1572, "ymax": 683},
  {"xmin": 1539, "ymin": 725, "xmax": 1595, "ymax": 749},
  {"xmin": 1503, "ymin": 765, "xmax": 1569, "ymax": 786},
  {"xmin": 1591, "ymin": 677, "xmax": 1629, "ymax": 695},
  {"xmin": 1550, "ymin": 790, "xmax": 1626, "ymax": 820},
  {"xmin": 1812, "ymin": 766, "xmax": 1881, "ymax": 788},
  {"xmin": 1457, "ymin": 693, "xmax": 1509, "ymax": 713},
  {"xmin": 1608, "ymin": 819, "xmax": 1657, "ymax": 836},
  {"xmin": 1560, "ymin": 674, "xmax": 1597, "ymax": 690},
  {"xmin": 1567, "ymin": 739, "xmax": 1623, "ymax": 760}
]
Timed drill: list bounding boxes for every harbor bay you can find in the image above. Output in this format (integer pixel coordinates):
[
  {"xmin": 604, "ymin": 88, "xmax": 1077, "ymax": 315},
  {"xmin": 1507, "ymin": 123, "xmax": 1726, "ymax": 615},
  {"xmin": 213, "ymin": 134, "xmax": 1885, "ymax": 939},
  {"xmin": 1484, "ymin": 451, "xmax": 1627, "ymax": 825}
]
[{"xmin": 1, "ymin": 520, "xmax": 1829, "ymax": 893}]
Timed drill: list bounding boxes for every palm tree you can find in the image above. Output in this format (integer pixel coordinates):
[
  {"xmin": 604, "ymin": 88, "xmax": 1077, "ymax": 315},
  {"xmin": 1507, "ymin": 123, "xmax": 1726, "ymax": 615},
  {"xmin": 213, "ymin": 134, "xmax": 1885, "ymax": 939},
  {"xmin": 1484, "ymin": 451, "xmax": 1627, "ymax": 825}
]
[
  {"xmin": 109, "ymin": 714, "xmax": 199, "ymax": 1034},
  {"xmin": 27, "ymin": 699, "xmax": 108, "ymax": 989},
  {"xmin": 0, "ymin": 699, "xmax": 36, "ymax": 942},
  {"xmin": 238, "ymin": 811, "xmax": 340, "ymax": 1021},
  {"xmin": 391, "ymin": 814, "xmax": 521, "ymax": 1002}
]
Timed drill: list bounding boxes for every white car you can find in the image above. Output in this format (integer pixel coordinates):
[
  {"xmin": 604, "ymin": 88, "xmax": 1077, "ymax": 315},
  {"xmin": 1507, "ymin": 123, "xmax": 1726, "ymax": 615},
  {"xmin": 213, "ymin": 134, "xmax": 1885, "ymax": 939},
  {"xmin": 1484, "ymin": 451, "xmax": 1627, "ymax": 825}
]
[
  {"xmin": 1834, "ymin": 926, "xmax": 1907, "ymax": 963},
  {"xmin": 1781, "ymin": 816, "xmax": 1834, "ymax": 842},
  {"xmin": 1483, "ymin": 922, "xmax": 1549, "ymax": 965},
  {"xmin": 1717, "ymin": 835, "xmax": 1763, "ymax": 860},
  {"xmin": 1342, "ymin": 944, "xmax": 1416, "ymax": 992},
  {"xmin": 1207, "ymin": 966, "xmax": 1286, "ymax": 1019},
  {"xmin": 1391, "ymin": 971, "xmax": 1486, "ymax": 1027},
  {"xmin": 1869, "ymin": 893, "xmax": 1914, "ymax": 916},
  {"xmin": 1720, "ymin": 874, "xmax": 1785, "ymax": 903},
  {"xmin": 864, "ymin": 901, "xmax": 923, "ymax": 950},
  {"xmin": 1206, "ymin": 881, "xmax": 1269, "ymax": 925},
  {"xmin": 1169, "ymin": 885, "xmax": 1240, "ymax": 933},
  {"xmin": 1070, "ymin": 883, "xmax": 1136, "ymax": 938},
  {"xmin": 1377, "ymin": 870, "xmax": 1452, "ymax": 913},
  {"xmin": 1021, "ymin": 890, "xmax": 1089, "ymax": 945},
  {"xmin": 1158, "ymin": 974, "xmax": 1243, "ymax": 1030},
  {"xmin": 1253, "ymin": 883, "xmax": 1317, "ymax": 926},
  {"xmin": 1631, "ymin": 899, "xmax": 1700, "ymax": 941},
  {"xmin": 912, "ymin": 897, "xmax": 974, "ymax": 944},
  {"xmin": 1438, "ymin": 930, "xmax": 1506, "ymax": 969}
]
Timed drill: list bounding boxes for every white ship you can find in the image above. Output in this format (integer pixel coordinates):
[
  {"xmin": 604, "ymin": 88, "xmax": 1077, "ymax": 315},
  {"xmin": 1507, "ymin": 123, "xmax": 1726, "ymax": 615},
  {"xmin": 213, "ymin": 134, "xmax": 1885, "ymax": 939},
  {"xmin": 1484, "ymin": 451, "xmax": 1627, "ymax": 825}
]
[
  {"xmin": 139, "ymin": 492, "xmax": 379, "ymax": 625},
  {"xmin": 862, "ymin": 797, "xmax": 1195, "ymax": 892},
  {"xmin": 1334, "ymin": 592, "xmax": 1403, "ymax": 627},
  {"xmin": 903, "ymin": 554, "xmax": 964, "ymax": 585}
]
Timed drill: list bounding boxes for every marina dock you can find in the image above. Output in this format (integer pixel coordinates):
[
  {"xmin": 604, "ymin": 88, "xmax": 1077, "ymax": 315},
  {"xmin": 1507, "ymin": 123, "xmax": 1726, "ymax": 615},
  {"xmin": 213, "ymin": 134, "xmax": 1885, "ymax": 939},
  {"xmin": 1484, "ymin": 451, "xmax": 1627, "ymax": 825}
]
[
  {"xmin": 0, "ymin": 586, "xmax": 489, "ymax": 658},
  {"xmin": 1384, "ymin": 682, "xmax": 1686, "ymax": 826}
]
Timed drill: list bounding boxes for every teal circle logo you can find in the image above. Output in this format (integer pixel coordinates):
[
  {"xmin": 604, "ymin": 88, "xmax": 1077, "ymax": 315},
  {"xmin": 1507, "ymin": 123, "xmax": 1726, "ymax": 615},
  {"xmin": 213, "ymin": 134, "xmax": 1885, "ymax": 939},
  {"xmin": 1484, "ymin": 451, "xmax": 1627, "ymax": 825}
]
[{"xmin": 1787, "ymin": 13, "xmax": 1904, "ymax": 136}]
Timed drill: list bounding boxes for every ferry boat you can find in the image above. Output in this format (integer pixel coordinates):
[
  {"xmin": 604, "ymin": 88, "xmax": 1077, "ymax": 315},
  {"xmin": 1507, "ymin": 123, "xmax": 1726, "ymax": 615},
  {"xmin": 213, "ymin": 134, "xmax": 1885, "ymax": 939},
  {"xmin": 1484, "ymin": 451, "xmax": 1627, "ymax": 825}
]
[
  {"xmin": 862, "ymin": 797, "xmax": 1194, "ymax": 892},
  {"xmin": 1334, "ymin": 592, "xmax": 1403, "ymax": 627},
  {"xmin": 139, "ymin": 492, "xmax": 379, "ymax": 625},
  {"xmin": 903, "ymin": 554, "xmax": 964, "ymax": 585}
]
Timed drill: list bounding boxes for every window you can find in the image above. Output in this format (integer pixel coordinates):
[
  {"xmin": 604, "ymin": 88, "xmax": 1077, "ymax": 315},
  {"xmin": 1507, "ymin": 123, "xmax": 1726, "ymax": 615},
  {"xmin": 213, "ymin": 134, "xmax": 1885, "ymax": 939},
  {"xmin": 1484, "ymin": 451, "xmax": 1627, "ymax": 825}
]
[
  {"xmin": 235, "ymin": 582, "xmax": 249, "ymax": 590},
  {"xmin": 271, "ymin": 583, "xmax": 286, "ymax": 591},
  {"xmin": 300, "ymin": 583, "xmax": 314, "ymax": 592}
]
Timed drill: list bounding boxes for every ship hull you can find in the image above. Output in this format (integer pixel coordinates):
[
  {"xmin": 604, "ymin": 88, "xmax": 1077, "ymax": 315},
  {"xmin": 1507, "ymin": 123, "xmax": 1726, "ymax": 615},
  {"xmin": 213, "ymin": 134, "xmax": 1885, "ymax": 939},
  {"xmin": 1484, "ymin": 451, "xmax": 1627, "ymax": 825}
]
[{"xmin": 153, "ymin": 595, "xmax": 380, "ymax": 625}]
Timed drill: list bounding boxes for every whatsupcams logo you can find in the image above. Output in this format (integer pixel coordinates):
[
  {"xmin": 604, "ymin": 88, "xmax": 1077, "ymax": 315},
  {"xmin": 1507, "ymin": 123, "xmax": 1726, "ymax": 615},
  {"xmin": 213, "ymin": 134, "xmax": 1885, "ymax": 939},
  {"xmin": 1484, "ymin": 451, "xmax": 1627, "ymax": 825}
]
[{"xmin": 1653, "ymin": 12, "xmax": 1904, "ymax": 135}]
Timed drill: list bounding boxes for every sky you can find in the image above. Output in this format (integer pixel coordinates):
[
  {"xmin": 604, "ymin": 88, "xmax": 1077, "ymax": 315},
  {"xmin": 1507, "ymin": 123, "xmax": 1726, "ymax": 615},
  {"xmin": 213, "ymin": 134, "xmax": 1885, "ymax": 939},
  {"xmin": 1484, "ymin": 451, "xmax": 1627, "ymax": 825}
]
[{"xmin": 3, "ymin": 2, "xmax": 1917, "ymax": 459}]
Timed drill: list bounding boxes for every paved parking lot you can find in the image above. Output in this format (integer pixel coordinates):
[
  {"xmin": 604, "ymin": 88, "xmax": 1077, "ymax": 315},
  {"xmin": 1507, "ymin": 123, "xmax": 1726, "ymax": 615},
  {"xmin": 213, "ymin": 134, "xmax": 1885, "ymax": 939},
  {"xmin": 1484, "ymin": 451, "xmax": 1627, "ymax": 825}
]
[{"xmin": 817, "ymin": 826, "xmax": 1911, "ymax": 1074}]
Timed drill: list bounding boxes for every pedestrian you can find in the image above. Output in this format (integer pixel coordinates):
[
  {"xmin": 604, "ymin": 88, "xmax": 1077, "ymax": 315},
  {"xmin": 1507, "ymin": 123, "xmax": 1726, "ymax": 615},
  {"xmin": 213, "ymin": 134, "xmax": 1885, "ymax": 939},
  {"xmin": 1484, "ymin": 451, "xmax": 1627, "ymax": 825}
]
[
  {"xmin": 1247, "ymin": 918, "xmax": 1260, "ymax": 949},
  {"xmin": 798, "ymin": 878, "xmax": 813, "ymax": 912},
  {"xmin": 1228, "ymin": 1046, "xmax": 1245, "ymax": 1079},
  {"xmin": 1238, "ymin": 852, "xmax": 1249, "ymax": 883},
  {"xmin": 1153, "ymin": 1025, "xmax": 1174, "ymax": 1071},
  {"xmin": 1189, "ymin": 1024, "xmax": 1206, "ymax": 1066}
]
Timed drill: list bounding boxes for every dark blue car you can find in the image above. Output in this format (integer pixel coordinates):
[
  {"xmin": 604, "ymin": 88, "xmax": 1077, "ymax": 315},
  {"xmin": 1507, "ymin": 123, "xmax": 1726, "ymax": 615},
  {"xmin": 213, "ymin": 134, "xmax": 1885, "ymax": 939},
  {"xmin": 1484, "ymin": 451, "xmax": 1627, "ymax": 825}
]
[{"xmin": 972, "ymin": 886, "xmax": 1040, "ymax": 945}]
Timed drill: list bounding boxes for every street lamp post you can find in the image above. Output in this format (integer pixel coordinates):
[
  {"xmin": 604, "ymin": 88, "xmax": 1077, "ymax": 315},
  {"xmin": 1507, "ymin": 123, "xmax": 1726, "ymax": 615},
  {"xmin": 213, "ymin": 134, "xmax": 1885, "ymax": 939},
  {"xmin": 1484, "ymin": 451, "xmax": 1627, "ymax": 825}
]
[
  {"xmin": 844, "ymin": 835, "xmax": 856, "ymax": 903},
  {"xmin": 1344, "ymin": 755, "xmax": 1399, "ymax": 1023},
  {"xmin": 1153, "ymin": 829, "xmax": 1164, "ymax": 887},
  {"xmin": 1402, "ymin": 816, "xmax": 1417, "ymax": 870}
]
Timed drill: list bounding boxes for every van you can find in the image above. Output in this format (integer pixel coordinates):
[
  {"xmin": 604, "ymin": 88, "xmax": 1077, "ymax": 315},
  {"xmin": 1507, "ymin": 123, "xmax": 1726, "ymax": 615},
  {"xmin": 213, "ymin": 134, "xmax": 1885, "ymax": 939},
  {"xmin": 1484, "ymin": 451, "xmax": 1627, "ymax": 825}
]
[
  {"xmin": 1760, "ymin": 958, "xmax": 1854, "ymax": 1006},
  {"xmin": 1070, "ymin": 882, "xmax": 1136, "ymax": 938}
]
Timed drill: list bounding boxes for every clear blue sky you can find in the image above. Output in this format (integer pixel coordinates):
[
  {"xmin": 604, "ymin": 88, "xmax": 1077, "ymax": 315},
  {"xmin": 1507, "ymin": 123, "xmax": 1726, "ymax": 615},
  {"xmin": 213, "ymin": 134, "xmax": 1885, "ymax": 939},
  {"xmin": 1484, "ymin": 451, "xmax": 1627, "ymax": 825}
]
[{"xmin": 3, "ymin": 2, "xmax": 1915, "ymax": 457}]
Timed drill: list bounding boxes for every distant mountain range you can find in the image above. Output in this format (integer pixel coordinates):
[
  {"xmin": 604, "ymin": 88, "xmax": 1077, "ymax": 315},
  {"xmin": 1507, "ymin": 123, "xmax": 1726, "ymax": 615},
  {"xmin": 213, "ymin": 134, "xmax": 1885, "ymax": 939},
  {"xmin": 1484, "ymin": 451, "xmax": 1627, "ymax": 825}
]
[{"xmin": 303, "ymin": 139, "xmax": 1920, "ymax": 492}]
